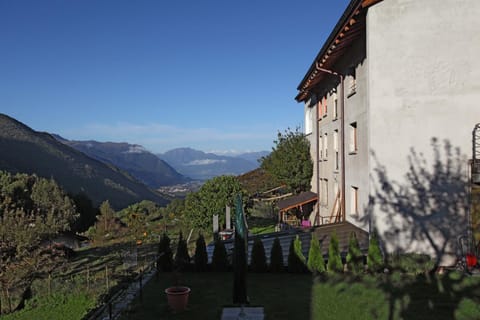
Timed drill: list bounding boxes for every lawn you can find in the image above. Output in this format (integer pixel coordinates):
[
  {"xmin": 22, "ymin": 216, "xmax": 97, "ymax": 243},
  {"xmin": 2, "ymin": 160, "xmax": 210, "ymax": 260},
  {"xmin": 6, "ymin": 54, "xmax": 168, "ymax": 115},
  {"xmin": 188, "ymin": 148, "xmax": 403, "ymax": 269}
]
[{"xmin": 121, "ymin": 271, "xmax": 480, "ymax": 320}]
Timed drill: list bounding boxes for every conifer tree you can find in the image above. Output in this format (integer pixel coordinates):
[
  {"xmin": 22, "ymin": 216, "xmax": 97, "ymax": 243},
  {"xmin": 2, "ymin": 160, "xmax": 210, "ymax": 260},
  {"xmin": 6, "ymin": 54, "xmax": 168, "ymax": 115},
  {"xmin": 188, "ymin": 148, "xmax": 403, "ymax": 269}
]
[
  {"xmin": 327, "ymin": 231, "xmax": 343, "ymax": 273},
  {"xmin": 174, "ymin": 232, "xmax": 190, "ymax": 270},
  {"xmin": 269, "ymin": 237, "xmax": 284, "ymax": 273},
  {"xmin": 367, "ymin": 231, "xmax": 383, "ymax": 273},
  {"xmin": 211, "ymin": 239, "xmax": 228, "ymax": 271},
  {"xmin": 346, "ymin": 232, "xmax": 364, "ymax": 274},
  {"xmin": 250, "ymin": 238, "xmax": 268, "ymax": 272},
  {"xmin": 288, "ymin": 236, "xmax": 307, "ymax": 273},
  {"xmin": 307, "ymin": 233, "xmax": 325, "ymax": 274},
  {"xmin": 194, "ymin": 233, "xmax": 208, "ymax": 272},
  {"xmin": 158, "ymin": 233, "xmax": 173, "ymax": 272}
]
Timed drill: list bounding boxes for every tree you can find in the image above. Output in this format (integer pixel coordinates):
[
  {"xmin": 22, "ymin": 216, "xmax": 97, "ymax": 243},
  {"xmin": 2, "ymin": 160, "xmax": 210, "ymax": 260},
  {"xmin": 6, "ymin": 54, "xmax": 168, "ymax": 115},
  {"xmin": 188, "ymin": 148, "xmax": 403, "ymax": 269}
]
[
  {"xmin": 346, "ymin": 232, "xmax": 364, "ymax": 274},
  {"xmin": 174, "ymin": 232, "xmax": 190, "ymax": 271},
  {"xmin": 211, "ymin": 239, "xmax": 228, "ymax": 272},
  {"xmin": 184, "ymin": 175, "xmax": 245, "ymax": 231},
  {"xmin": 261, "ymin": 128, "xmax": 313, "ymax": 194},
  {"xmin": 194, "ymin": 234, "xmax": 208, "ymax": 272},
  {"xmin": 157, "ymin": 233, "xmax": 173, "ymax": 272},
  {"xmin": 288, "ymin": 236, "xmax": 307, "ymax": 273},
  {"xmin": 70, "ymin": 192, "xmax": 98, "ymax": 233},
  {"xmin": 250, "ymin": 238, "xmax": 267, "ymax": 273},
  {"xmin": 327, "ymin": 231, "xmax": 343, "ymax": 273},
  {"xmin": 307, "ymin": 233, "xmax": 325, "ymax": 274},
  {"xmin": 91, "ymin": 200, "xmax": 121, "ymax": 244},
  {"xmin": 269, "ymin": 237, "xmax": 284, "ymax": 273},
  {"xmin": 0, "ymin": 172, "xmax": 77, "ymax": 314},
  {"xmin": 367, "ymin": 231, "xmax": 383, "ymax": 273}
]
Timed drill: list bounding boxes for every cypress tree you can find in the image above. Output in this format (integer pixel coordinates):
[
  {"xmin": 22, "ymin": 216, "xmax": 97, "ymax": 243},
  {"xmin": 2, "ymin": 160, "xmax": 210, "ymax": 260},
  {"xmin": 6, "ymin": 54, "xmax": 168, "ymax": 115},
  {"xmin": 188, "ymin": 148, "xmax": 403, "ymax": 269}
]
[
  {"xmin": 327, "ymin": 231, "xmax": 343, "ymax": 273},
  {"xmin": 194, "ymin": 233, "xmax": 208, "ymax": 272},
  {"xmin": 288, "ymin": 236, "xmax": 307, "ymax": 273},
  {"xmin": 158, "ymin": 233, "xmax": 173, "ymax": 272},
  {"xmin": 269, "ymin": 237, "xmax": 284, "ymax": 273},
  {"xmin": 307, "ymin": 233, "xmax": 325, "ymax": 274},
  {"xmin": 346, "ymin": 232, "xmax": 364, "ymax": 274},
  {"xmin": 174, "ymin": 232, "xmax": 190, "ymax": 271},
  {"xmin": 211, "ymin": 239, "xmax": 228, "ymax": 271},
  {"xmin": 250, "ymin": 238, "xmax": 268, "ymax": 272},
  {"xmin": 367, "ymin": 231, "xmax": 383, "ymax": 273}
]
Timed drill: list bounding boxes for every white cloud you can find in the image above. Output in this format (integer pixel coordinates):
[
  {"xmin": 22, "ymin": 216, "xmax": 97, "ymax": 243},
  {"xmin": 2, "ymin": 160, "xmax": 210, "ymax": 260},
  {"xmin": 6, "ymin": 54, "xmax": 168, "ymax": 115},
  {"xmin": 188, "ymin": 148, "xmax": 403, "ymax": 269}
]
[{"xmin": 186, "ymin": 159, "xmax": 227, "ymax": 166}]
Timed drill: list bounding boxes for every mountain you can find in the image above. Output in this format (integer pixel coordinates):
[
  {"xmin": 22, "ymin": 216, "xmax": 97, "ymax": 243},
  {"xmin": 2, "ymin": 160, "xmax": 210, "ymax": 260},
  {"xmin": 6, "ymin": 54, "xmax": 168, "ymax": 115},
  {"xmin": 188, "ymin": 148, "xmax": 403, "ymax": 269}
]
[
  {"xmin": 158, "ymin": 148, "xmax": 264, "ymax": 181},
  {"xmin": 0, "ymin": 114, "xmax": 169, "ymax": 209},
  {"xmin": 57, "ymin": 139, "xmax": 189, "ymax": 188},
  {"xmin": 235, "ymin": 151, "xmax": 270, "ymax": 165}
]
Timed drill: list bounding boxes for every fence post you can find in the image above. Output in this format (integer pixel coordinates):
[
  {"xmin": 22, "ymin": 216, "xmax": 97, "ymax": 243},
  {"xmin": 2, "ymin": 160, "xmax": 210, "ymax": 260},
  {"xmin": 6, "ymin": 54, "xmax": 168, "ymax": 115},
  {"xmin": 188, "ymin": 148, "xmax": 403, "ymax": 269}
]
[
  {"xmin": 105, "ymin": 265, "xmax": 109, "ymax": 291},
  {"xmin": 48, "ymin": 273, "xmax": 52, "ymax": 296},
  {"xmin": 139, "ymin": 271, "xmax": 143, "ymax": 303},
  {"xmin": 87, "ymin": 266, "xmax": 90, "ymax": 291}
]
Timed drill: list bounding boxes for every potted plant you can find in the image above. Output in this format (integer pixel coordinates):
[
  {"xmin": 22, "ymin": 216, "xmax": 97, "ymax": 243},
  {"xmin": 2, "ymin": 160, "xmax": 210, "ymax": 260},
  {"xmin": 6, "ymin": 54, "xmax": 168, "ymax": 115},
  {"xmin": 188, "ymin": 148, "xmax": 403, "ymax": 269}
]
[
  {"xmin": 164, "ymin": 270, "xmax": 191, "ymax": 312},
  {"xmin": 165, "ymin": 233, "xmax": 191, "ymax": 312}
]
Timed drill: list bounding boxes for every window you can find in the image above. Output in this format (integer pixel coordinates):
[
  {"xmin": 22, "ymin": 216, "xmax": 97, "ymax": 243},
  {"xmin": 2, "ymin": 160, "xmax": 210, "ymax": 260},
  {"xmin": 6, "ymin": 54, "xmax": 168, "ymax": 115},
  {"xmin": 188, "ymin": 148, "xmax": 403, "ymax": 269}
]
[
  {"xmin": 305, "ymin": 106, "xmax": 313, "ymax": 134},
  {"xmin": 347, "ymin": 66, "xmax": 357, "ymax": 97},
  {"xmin": 333, "ymin": 130, "xmax": 339, "ymax": 171},
  {"xmin": 323, "ymin": 97, "xmax": 327, "ymax": 118},
  {"xmin": 323, "ymin": 133, "xmax": 328, "ymax": 159},
  {"xmin": 322, "ymin": 179, "xmax": 328, "ymax": 206},
  {"xmin": 351, "ymin": 186, "xmax": 358, "ymax": 215},
  {"xmin": 319, "ymin": 133, "xmax": 323, "ymax": 160},
  {"xmin": 349, "ymin": 122, "xmax": 357, "ymax": 154},
  {"xmin": 333, "ymin": 93, "xmax": 338, "ymax": 120},
  {"xmin": 317, "ymin": 100, "xmax": 322, "ymax": 120}
]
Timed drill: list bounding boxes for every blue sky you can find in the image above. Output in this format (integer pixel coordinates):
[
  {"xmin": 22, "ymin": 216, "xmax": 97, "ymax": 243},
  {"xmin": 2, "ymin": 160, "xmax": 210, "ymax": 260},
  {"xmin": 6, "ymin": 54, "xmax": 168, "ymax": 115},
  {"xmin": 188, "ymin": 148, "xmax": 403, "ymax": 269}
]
[{"xmin": 1, "ymin": 0, "xmax": 349, "ymax": 154}]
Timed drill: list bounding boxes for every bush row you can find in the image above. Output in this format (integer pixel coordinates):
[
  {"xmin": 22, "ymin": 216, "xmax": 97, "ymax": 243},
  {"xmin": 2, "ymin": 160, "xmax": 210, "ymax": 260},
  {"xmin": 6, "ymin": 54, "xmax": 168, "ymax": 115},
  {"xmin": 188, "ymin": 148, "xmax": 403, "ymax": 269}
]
[{"xmin": 157, "ymin": 231, "xmax": 387, "ymax": 274}]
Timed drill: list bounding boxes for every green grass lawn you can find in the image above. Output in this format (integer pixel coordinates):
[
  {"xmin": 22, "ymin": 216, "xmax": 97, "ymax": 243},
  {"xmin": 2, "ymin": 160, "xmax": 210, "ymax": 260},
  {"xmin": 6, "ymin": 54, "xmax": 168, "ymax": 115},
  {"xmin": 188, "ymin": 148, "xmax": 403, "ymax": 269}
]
[{"xmin": 121, "ymin": 271, "xmax": 480, "ymax": 320}]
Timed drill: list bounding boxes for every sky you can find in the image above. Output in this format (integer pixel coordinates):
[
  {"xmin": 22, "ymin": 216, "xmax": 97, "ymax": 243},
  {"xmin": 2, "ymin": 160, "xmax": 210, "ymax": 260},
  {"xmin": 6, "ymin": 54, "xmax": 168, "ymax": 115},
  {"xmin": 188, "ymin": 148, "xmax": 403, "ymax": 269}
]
[{"xmin": 0, "ymin": 0, "xmax": 350, "ymax": 154}]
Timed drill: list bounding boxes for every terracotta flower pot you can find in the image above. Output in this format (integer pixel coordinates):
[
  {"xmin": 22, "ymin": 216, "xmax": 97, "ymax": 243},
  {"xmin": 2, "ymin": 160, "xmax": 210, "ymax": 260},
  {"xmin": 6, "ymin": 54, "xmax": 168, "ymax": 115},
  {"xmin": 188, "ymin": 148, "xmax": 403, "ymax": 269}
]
[{"xmin": 165, "ymin": 286, "xmax": 191, "ymax": 312}]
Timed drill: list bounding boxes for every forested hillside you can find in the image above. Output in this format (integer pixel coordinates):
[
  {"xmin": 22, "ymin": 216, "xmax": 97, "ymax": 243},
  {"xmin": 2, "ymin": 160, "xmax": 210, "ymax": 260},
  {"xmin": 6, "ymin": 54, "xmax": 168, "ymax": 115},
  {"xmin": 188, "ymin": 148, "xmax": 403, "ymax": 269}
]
[{"xmin": 0, "ymin": 114, "xmax": 169, "ymax": 209}]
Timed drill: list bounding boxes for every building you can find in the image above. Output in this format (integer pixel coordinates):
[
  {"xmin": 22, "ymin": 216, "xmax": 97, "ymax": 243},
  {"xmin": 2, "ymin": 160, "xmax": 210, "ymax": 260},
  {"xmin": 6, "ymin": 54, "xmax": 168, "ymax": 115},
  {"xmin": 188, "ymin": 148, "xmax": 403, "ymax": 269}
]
[{"xmin": 296, "ymin": 0, "xmax": 480, "ymax": 266}]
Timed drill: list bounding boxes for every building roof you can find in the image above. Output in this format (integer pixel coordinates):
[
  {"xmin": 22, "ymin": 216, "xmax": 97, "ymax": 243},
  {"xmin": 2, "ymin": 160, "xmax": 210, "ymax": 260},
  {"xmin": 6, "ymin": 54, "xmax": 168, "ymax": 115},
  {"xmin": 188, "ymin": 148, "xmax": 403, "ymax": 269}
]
[
  {"xmin": 295, "ymin": 0, "xmax": 383, "ymax": 102},
  {"xmin": 277, "ymin": 191, "xmax": 317, "ymax": 212}
]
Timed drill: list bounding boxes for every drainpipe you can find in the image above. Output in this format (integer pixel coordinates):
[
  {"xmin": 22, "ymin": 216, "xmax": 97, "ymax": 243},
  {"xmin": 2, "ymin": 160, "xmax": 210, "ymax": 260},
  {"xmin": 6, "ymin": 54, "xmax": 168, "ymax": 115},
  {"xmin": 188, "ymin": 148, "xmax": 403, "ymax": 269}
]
[
  {"xmin": 315, "ymin": 97, "xmax": 320, "ymax": 224},
  {"xmin": 340, "ymin": 75, "xmax": 346, "ymax": 221},
  {"xmin": 314, "ymin": 63, "xmax": 346, "ymax": 222}
]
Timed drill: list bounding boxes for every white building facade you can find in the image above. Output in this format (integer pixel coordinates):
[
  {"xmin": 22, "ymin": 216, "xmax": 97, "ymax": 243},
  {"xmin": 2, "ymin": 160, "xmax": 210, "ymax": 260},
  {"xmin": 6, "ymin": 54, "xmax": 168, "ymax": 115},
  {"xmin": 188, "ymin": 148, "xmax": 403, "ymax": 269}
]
[{"xmin": 297, "ymin": 0, "xmax": 480, "ymax": 266}]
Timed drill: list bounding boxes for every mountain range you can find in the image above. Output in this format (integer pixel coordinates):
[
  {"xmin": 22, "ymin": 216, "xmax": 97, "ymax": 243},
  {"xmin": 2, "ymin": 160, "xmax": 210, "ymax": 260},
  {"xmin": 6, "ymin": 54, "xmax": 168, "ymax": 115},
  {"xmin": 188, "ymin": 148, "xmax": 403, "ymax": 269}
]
[
  {"xmin": 56, "ymin": 137, "xmax": 189, "ymax": 188},
  {"xmin": 0, "ymin": 114, "xmax": 169, "ymax": 209},
  {"xmin": 157, "ymin": 148, "xmax": 269, "ymax": 181}
]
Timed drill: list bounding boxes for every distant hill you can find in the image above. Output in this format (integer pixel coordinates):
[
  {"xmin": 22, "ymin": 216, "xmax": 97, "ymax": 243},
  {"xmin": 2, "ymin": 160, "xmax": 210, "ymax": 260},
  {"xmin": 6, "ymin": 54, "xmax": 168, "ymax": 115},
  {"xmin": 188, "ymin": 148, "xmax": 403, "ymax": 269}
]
[
  {"xmin": 235, "ymin": 151, "xmax": 270, "ymax": 165},
  {"xmin": 0, "ymin": 114, "xmax": 169, "ymax": 209},
  {"xmin": 57, "ymin": 138, "xmax": 189, "ymax": 188},
  {"xmin": 158, "ymin": 148, "xmax": 267, "ymax": 181}
]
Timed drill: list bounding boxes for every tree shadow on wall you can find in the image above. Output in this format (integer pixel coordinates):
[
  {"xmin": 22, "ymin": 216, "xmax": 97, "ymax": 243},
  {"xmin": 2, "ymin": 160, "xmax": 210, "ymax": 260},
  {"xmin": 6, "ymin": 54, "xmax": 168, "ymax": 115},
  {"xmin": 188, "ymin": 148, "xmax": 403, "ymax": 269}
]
[
  {"xmin": 359, "ymin": 138, "xmax": 480, "ymax": 320},
  {"xmin": 368, "ymin": 138, "xmax": 469, "ymax": 267}
]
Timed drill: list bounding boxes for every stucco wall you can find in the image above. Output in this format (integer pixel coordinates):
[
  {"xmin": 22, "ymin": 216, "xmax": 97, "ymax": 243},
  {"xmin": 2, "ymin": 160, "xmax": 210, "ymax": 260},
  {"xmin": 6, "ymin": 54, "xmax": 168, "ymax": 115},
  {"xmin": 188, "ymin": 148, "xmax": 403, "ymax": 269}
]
[{"xmin": 367, "ymin": 0, "xmax": 480, "ymax": 265}]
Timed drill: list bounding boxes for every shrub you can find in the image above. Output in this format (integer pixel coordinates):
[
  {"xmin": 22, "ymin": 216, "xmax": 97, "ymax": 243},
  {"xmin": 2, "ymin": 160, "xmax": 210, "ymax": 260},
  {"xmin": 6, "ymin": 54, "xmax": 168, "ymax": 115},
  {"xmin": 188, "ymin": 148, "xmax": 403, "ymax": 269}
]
[
  {"xmin": 367, "ymin": 231, "xmax": 384, "ymax": 273},
  {"xmin": 269, "ymin": 237, "xmax": 284, "ymax": 272},
  {"xmin": 250, "ymin": 238, "xmax": 268, "ymax": 272},
  {"xmin": 194, "ymin": 233, "xmax": 208, "ymax": 272},
  {"xmin": 288, "ymin": 236, "xmax": 307, "ymax": 273},
  {"xmin": 327, "ymin": 231, "xmax": 343, "ymax": 273},
  {"xmin": 386, "ymin": 253, "xmax": 434, "ymax": 274},
  {"xmin": 174, "ymin": 232, "xmax": 190, "ymax": 271},
  {"xmin": 211, "ymin": 239, "xmax": 228, "ymax": 271},
  {"xmin": 346, "ymin": 232, "xmax": 364, "ymax": 274},
  {"xmin": 158, "ymin": 233, "xmax": 173, "ymax": 272},
  {"xmin": 307, "ymin": 233, "xmax": 325, "ymax": 274}
]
